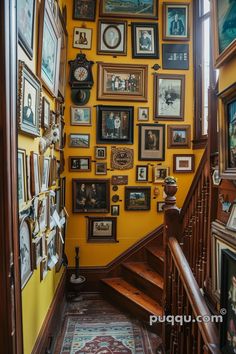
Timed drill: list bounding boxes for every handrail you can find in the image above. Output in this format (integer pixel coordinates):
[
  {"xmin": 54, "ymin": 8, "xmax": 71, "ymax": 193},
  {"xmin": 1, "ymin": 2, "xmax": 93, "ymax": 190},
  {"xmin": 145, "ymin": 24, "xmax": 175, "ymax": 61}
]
[{"xmin": 168, "ymin": 237, "xmax": 221, "ymax": 354}]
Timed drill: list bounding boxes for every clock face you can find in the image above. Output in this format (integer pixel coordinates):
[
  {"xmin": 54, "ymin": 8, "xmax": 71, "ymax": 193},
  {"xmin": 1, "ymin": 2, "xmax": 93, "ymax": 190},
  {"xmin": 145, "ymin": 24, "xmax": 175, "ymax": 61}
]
[{"xmin": 74, "ymin": 66, "xmax": 88, "ymax": 81}]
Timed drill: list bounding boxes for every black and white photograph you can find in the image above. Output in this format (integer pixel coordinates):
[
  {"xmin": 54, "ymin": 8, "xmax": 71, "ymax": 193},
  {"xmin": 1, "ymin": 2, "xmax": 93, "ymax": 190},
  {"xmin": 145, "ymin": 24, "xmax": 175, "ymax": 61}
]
[
  {"xmin": 132, "ymin": 23, "xmax": 159, "ymax": 58},
  {"xmin": 33, "ymin": 235, "xmax": 44, "ymax": 269},
  {"xmin": 19, "ymin": 216, "xmax": 33, "ymax": 289},
  {"xmin": 95, "ymin": 146, "xmax": 107, "ymax": 160},
  {"xmin": 162, "ymin": 44, "xmax": 189, "ymax": 70},
  {"xmin": 42, "ymin": 97, "xmax": 50, "ymax": 129},
  {"xmin": 139, "ymin": 124, "xmax": 165, "ymax": 161},
  {"xmin": 111, "ymin": 205, "xmax": 120, "ymax": 216},
  {"xmin": 138, "ymin": 107, "xmax": 149, "ymax": 121},
  {"xmin": 73, "ymin": 27, "xmax": 92, "ymax": 49},
  {"xmin": 47, "ymin": 231, "xmax": 58, "ymax": 270},
  {"xmin": 69, "ymin": 156, "xmax": 91, "ymax": 172},
  {"xmin": 98, "ymin": 20, "xmax": 127, "ymax": 55},
  {"xmin": 136, "ymin": 165, "xmax": 149, "ymax": 182},
  {"xmin": 87, "ymin": 217, "xmax": 117, "ymax": 243},
  {"xmin": 41, "ymin": 156, "xmax": 50, "ymax": 192},
  {"xmin": 163, "ymin": 3, "xmax": 189, "ymax": 41}
]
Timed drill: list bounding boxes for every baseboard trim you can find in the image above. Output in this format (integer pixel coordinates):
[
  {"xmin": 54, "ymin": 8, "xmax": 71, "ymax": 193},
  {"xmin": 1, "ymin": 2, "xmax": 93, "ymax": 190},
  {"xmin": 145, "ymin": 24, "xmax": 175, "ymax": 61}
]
[{"xmin": 31, "ymin": 268, "xmax": 67, "ymax": 354}]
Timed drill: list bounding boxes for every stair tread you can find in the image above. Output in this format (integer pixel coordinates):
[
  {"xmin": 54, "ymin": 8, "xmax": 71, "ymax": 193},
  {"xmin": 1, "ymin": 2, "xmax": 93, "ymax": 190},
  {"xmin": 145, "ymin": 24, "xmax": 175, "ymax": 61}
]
[
  {"xmin": 102, "ymin": 277, "xmax": 163, "ymax": 316},
  {"xmin": 123, "ymin": 262, "xmax": 164, "ymax": 288},
  {"xmin": 146, "ymin": 246, "xmax": 164, "ymax": 260}
]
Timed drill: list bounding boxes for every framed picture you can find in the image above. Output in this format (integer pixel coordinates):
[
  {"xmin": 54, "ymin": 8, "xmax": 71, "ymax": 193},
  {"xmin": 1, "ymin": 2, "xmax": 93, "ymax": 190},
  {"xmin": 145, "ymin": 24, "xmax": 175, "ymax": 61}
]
[
  {"xmin": 212, "ymin": 169, "xmax": 222, "ymax": 186},
  {"xmin": 60, "ymin": 177, "xmax": 66, "ymax": 210},
  {"xmin": 38, "ymin": 196, "xmax": 48, "ymax": 232},
  {"xmin": 125, "ymin": 187, "xmax": 151, "ymax": 211},
  {"xmin": 73, "ymin": 27, "xmax": 92, "ymax": 49},
  {"xmin": 73, "ymin": 0, "xmax": 96, "ymax": 21},
  {"xmin": 41, "ymin": 97, "xmax": 50, "ymax": 129},
  {"xmin": 40, "ymin": 156, "xmax": 50, "ymax": 192},
  {"xmin": 47, "ymin": 230, "xmax": 58, "ymax": 270},
  {"xmin": 111, "ymin": 175, "xmax": 128, "ymax": 185},
  {"xmin": 154, "ymin": 74, "xmax": 185, "ymax": 120},
  {"xmin": 153, "ymin": 166, "xmax": 169, "ymax": 183},
  {"xmin": 218, "ymin": 83, "xmax": 236, "ymax": 179},
  {"xmin": 40, "ymin": 257, "xmax": 48, "ymax": 281},
  {"xmin": 58, "ymin": 8, "xmax": 68, "ymax": 99},
  {"xmin": 163, "ymin": 3, "xmax": 189, "ymax": 41},
  {"xmin": 97, "ymin": 19, "xmax": 127, "ymax": 55},
  {"xmin": 18, "ymin": 0, "xmax": 36, "ymax": 59},
  {"xmin": 32, "ymin": 234, "xmax": 44, "ymax": 269},
  {"xmin": 69, "ymin": 134, "xmax": 90, "ymax": 148},
  {"xmin": 167, "ymin": 125, "xmax": 191, "ymax": 148},
  {"xmin": 87, "ymin": 217, "xmax": 117, "ymax": 243},
  {"xmin": 173, "ymin": 154, "xmax": 195, "ymax": 173},
  {"xmin": 99, "ymin": 0, "xmax": 158, "ymax": 19},
  {"xmin": 138, "ymin": 124, "xmax": 165, "ymax": 161},
  {"xmin": 69, "ymin": 156, "xmax": 91, "ymax": 172},
  {"xmin": 220, "ymin": 249, "xmax": 236, "ymax": 352},
  {"xmin": 157, "ymin": 201, "xmax": 165, "ymax": 213},
  {"xmin": 96, "ymin": 105, "xmax": 134, "ymax": 144},
  {"xmin": 227, "ymin": 204, "xmax": 236, "ymax": 232},
  {"xmin": 30, "ymin": 152, "xmax": 40, "ymax": 196},
  {"xmin": 131, "ymin": 23, "xmax": 159, "ymax": 58},
  {"xmin": 111, "ymin": 147, "xmax": 134, "ymax": 170},
  {"xmin": 38, "ymin": 0, "xmax": 61, "ymax": 96},
  {"xmin": 18, "ymin": 61, "xmax": 41, "ymax": 137},
  {"xmin": 19, "ymin": 216, "xmax": 33, "ymax": 289},
  {"xmin": 72, "ymin": 179, "xmax": 110, "ymax": 213},
  {"xmin": 18, "ymin": 149, "xmax": 27, "ymax": 207},
  {"xmin": 111, "ymin": 205, "xmax": 120, "ymax": 216},
  {"xmin": 162, "ymin": 44, "xmax": 189, "ymax": 70},
  {"xmin": 49, "ymin": 156, "xmax": 57, "ymax": 187},
  {"xmin": 55, "ymin": 187, "xmax": 61, "ymax": 214},
  {"xmin": 212, "ymin": 0, "xmax": 236, "ymax": 68},
  {"xmin": 136, "ymin": 165, "xmax": 149, "ymax": 182},
  {"xmin": 95, "ymin": 162, "xmax": 107, "ymax": 175},
  {"xmin": 138, "ymin": 107, "xmax": 149, "ymax": 121},
  {"xmin": 71, "ymin": 107, "xmax": 91, "ymax": 126},
  {"xmin": 95, "ymin": 146, "xmax": 107, "ymax": 160},
  {"xmin": 97, "ymin": 63, "xmax": 148, "ymax": 102}
]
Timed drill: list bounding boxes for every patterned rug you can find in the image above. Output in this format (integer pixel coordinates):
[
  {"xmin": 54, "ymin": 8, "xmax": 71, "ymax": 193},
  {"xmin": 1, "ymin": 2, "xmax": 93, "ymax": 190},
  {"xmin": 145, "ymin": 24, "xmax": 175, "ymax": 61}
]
[{"xmin": 55, "ymin": 294, "xmax": 161, "ymax": 354}]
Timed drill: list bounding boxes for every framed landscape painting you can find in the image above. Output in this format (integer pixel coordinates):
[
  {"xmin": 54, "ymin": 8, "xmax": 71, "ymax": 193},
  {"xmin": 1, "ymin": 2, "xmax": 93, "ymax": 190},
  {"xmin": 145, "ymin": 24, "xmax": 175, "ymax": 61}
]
[
  {"xmin": 125, "ymin": 187, "xmax": 151, "ymax": 211},
  {"xmin": 100, "ymin": 0, "xmax": 158, "ymax": 19},
  {"xmin": 18, "ymin": 0, "xmax": 36, "ymax": 59},
  {"xmin": 167, "ymin": 125, "xmax": 191, "ymax": 148}
]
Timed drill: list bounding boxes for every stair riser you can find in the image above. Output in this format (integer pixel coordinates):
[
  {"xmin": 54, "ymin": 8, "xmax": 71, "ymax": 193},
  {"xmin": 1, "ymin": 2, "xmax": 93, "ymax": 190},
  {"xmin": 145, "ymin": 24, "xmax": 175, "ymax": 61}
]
[
  {"xmin": 146, "ymin": 252, "xmax": 164, "ymax": 276},
  {"xmin": 122, "ymin": 266, "xmax": 163, "ymax": 304}
]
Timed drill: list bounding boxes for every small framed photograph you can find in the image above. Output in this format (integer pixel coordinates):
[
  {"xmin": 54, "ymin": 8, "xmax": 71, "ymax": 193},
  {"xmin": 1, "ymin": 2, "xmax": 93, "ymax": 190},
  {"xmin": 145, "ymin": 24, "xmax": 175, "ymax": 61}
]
[
  {"xmin": 226, "ymin": 204, "xmax": 236, "ymax": 231},
  {"xmin": 69, "ymin": 134, "xmax": 90, "ymax": 148},
  {"xmin": 138, "ymin": 124, "xmax": 165, "ymax": 161},
  {"xmin": 30, "ymin": 152, "xmax": 41, "ymax": 196},
  {"xmin": 212, "ymin": 169, "xmax": 222, "ymax": 186},
  {"xmin": 173, "ymin": 154, "xmax": 195, "ymax": 173},
  {"xmin": 125, "ymin": 186, "xmax": 151, "ymax": 211},
  {"xmin": 19, "ymin": 216, "xmax": 33, "ymax": 289},
  {"xmin": 167, "ymin": 125, "xmax": 191, "ymax": 148},
  {"xmin": 95, "ymin": 162, "xmax": 107, "ymax": 175},
  {"xmin": 18, "ymin": 149, "xmax": 27, "ymax": 207},
  {"xmin": 32, "ymin": 234, "xmax": 44, "ymax": 269},
  {"xmin": 40, "ymin": 257, "xmax": 48, "ymax": 281},
  {"xmin": 99, "ymin": 0, "xmax": 158, "ymax": 19},
  {"xmin": 162, "ymin": 44, "xmax": 189, "ymax": 70},
  {"xmin": 18, "ymin": 0, "xmax": 36, "ymax": 59},
  {"xmin": 138, "ymin": 107, "xmax": 149, "ymax": 121},
  {"xmin": 71, "ymin": 106, "xmax": 92, "ymax": 126},
  {"xmin": 73, "ymin": 27, "xmax": 92, "ymax": 49},
  {"xmin": 38, "ymin": 197, "xmax": 48, "ymax": 232},
  {"xmin": 131, "ymin": 23, "xmax": 159, "ymax": 58},
  {"xmin": 163, "ymin": 3, "xmax": 189, "ymax": 41},
  {"xmin": 47, "ymin": 230, "xmax": 58, "ymax": 270},
  {"xmin": 153, "ymin": 166, "xmax": 169, "ymax": 183},
  {"xmin": 95, "ymin": 146, "xmax": 107, "ymax": 160},
  {"xmin": 73, "ymin": 0, "xmax": 96, "ymax": 21},
  {"xmin": 40, "ymin": 156, "xmax": 50, "ymax": 192},
  {"xmin": 87, "ymin": 217, "xmax": 117, "ymax": 243},
  {"xmin": 111, "ymin": 205, "xmax": 120, "ymax": 216},
  {"xmin": 154, "ymin": 74, "xmax": 185, "ymax": 120},
  {"xmin": 41, "ymin": 97, "xmax": 50, "ymax": 129},
  {"xmin": 157, "ymin": 201, "xmax": 165, "ymax": 213},
  {"xmin": 69, "ymin": 156, "xmax": 91, "ymax": 172},
  {"xmin": 136, "ymin": 165, "xmax": 149, "ymax": 182},
  {"xmin": 98, "ymin": 19, "xmax": 127, "ymax": 55}
]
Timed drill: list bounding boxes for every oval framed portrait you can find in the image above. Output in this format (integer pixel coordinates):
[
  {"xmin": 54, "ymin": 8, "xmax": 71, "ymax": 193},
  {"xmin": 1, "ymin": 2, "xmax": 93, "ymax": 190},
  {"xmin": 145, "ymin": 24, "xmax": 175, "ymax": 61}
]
[
  {"xmin": 19, "ymin": 215, "xmax": 33, "ymax": 289},
  {"xmin": 103, "ymin": 25, "xmax": 121, "ymax": 49}
]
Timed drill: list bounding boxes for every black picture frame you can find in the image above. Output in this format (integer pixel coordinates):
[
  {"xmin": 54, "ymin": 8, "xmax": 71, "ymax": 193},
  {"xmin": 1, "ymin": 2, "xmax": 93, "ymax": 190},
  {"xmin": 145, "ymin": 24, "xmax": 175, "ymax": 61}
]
[
  {"xmin": 18, "ymin": 0, "xmax": 36, "ymax": 59},
  {"xmin": 72, "ymin": 179, "xmax": 110, "ymax": 213},
  {"xmin": 162, "ymin": 44, "xmax": 189, "ymax": 70},
  {"xmin": 131, "ymin": 23, "xmax": 159, "ymax": 59},
  {"xmin": 87, "ymin": 217, "xmax": 117, "ymax": 243},
  {"xmin": 220, "ymin": 249, "xmax": 236, "ymax": 353},
  {"xmin": 73, "ymin": 0, "xmax": 96, "ymax": 21},
  {"xmin": 138, "ymin": 124, "xmax": 165, "ymax": 161},
  {"xmin": 96, "ymin": 105, "xmax": 134, "ymax": 145},
  {"xmin": 136, "ymin": 165, "xmax": 149, "ymax": 182},
  {"xmin": 111, "ymin": 205, "xmax": 120, "ymax": 216},
  {"xmin": 125, "ymin": 186, "xmax": 151, "ymax": 211}
]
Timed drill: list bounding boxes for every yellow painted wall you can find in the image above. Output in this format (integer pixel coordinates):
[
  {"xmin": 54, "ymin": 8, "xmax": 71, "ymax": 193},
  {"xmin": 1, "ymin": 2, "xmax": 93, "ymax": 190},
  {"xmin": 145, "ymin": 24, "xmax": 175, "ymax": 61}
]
[
  {"xmin": 218, "ymin": 57, "xmax": 236, "ymax": 92},
  {"xmin": 64, "ymin": 0, "xmax": 203, "ymax": 267}
]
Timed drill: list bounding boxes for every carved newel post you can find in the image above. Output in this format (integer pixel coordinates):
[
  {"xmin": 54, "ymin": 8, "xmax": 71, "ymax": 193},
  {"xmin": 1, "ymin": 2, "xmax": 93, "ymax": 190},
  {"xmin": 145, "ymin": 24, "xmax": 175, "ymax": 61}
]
[{"xmin": 163, "ymin": 176, "xmax": 178, "ymax": 208}]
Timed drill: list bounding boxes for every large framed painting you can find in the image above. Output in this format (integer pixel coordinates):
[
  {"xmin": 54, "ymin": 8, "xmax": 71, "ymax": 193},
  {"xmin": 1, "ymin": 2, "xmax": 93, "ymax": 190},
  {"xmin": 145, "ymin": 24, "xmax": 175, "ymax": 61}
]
[
  {"xmin": 218, "ymin": 83, "xmax": 236, "ymax": 179},
  {"xmin": 18, "ymin": 149, "xmax": 27, "ymax": 207},
  {"xmin": 58, "ymin": 7, "xmax": 68, "ymax": 99},
  {"xmin": 154, "ymin": 74, "xmax": 185, "ymax": 120},
  {"xmin": 131, "ymin": 23, "xmax": 159, "ymax": 59},
  {"xmin": 97, "ymin": 19, "xmax": 127, "ymax": 56},
  {"xmin": 220, "ymin": 249, "xmax": 236, "ymax": 353},
  {"xmin": 72, "ymin": 179, "xmax": 110, "ymax": 213},
  {"xmin": 97, "ymin": 63, "xmax": 148, "ymax": 102},
  {"xmin": 96, "ymin": 105, "xmax": 134, "ymax": 144},
  {"xmin": 99, "ymin": 0, "xmax": 158, "ymax": 19},
  {"xmin": 125, "ymin": 187, "xmax": 151, "ymax": 211},
  {"xmin": 19, "ymin": 216, "xmax": 33, "ymax": 289},
  {"xmin": 138, "ymin": 124, "xmax": 165, "ymax": 161},
  {"xmin": 18, "ymin": 61, "xmax": 41, "ymax": 137},
  {"xmin": 18, "ymin": 0, "xmax": 36, "ymax": 59},
  {"xmin": 73, "ymin": 0, "xmax": 96, "ymax": 21},
  {"xmin": 87, "ymin": 217, "xmax": 117, "ymax": 243},
  {"xmin": 212, "ymin": 0, "xmax": 236, "ymax": 68},
  {"xmin": 163, "ymin": 3, "xmax": 189, "ymax": 41},
  {"xmin": 38, "ymin": 0, "xmax": 61, "ymax": 96}
]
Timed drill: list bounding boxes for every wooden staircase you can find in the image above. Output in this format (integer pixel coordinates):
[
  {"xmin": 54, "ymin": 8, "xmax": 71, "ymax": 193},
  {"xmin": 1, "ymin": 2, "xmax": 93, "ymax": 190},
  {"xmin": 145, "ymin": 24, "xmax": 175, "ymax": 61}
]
[{"xmin": 101, "ymin": 239, "xmax": 164, "ymax": 332}]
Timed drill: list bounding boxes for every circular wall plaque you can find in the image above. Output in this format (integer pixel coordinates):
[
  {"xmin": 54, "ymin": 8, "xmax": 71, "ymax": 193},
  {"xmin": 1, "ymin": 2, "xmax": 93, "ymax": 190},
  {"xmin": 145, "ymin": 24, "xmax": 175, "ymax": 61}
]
[{"xmin": 112, "ymin": 194, "xmax": 119, "ymax": 203}]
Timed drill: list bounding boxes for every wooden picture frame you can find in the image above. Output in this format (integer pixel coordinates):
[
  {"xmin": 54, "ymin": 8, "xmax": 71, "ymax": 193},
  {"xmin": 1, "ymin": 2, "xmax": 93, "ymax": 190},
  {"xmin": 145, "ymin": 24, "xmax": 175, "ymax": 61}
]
[
  {"xmin": 136, "ymin": 165, "xmax": 149, "ymax": 182},
  {"xmin": 125, "ymin": 186, "xmax": 151, "ymax": 211},
  {"xmin": 111, "ymin": 205, "xmax": 120, "ymax": 216},
  {"xmin": 30, "ymin": 152, "xmax": 41, "ymax": 196},
  {"xmin": 59, "ymin": 176, "xmax": 66, "ymax": 210},
  {"xmin": 95, "ymin": 162, "xmax": 107, "ymax": 175},
  {"xmin": 95, "ymin": 146, "xmax": 107, "ymax": 160},
  {"xmin": 47, "ymin": 230, "xmax": 58, "ymax": 270},
  {"xmin": 162, "ymin": 44, "xmax": 189, "ymax": 70},
  {"xmin": 131, "ymin": 23, "xmax": 159, "ymax": 59},
  {"xmin": 97, "ymin": 63, "xmax": 148, "ymax": 102},
  {"xmin": 173, "ymin": 154, "xmax": 195, "ymax": 173},
  {"xmin": 97, "ymin": 19, "xmax": 127, "ymax": 56},
  {"xmin": 73, "ymin": 27, "xmax": 92, "ymax": 49},
  {"xmin": 41, "ymin": 97, "xmax": 50, "ymax": 129},
  {"xmin": 19, "ymin": 216, "xmax": 33, "ymax": 289},
  {"xmin": 163, "ymin": 3, "xmax": 190, "ymax": 41},
  {"xmin": 167, "ymin": 125, "xmax": 191, "ymax": 148},
  {"xmin": 40, "ymin": 156, "xmax": 50, "ymax": 192},
  {"xmin": 111, "ymin": 175, "xmax": 128, "ymax": 185},
  {"xmin": 70, "ymin": 106, "xmax": 92, "ymax": 126},
  {"xmin": 138, "ymin": 107, "xmax": 149, "ymax": 121},
  {"xmin": 18, "ymin": 149, "xmax": 27, "ymax": 207},
  {"xmin": 157, "ymin": 201, "xmax": 165, "ymax": 213},
  {"xmin": 99, "ymin": 0, "xmax": 158, "ymax": 19},
  {"xmin": 32, "ymin": 234, "xmax": 44, "ymax": 269},
  {"xmin": 87, "ymin": 217, "xmax": 117, "ymax": 243},
  {"xmin": 72, "ymin": 179, "xmax": 110, "ymax": 213},
  {"xmin": 73, "ymin": 0, "xmax": 96, "ymax": 21},
  {"xmin": 18, "ymin": 0, "xmax": 36, "ymax": 59},
  {"xmin": 153, "ymin": 166, "xmax": 169, "ymax": 183},
  {"xmin": 111, "ymin": 147, "xmax": 134, "ymax": 170},
  {"xmin": 138, "ymin": 124, "xmax": 165, "ymax": 161},
  {"xmin": 68, "ymin": 156, "xmax": 92, "ymax": 172},
  {"xmin": 38, "ymin": 196, "xmax": 48, "ymax": 232},
  {"xmin": 40, "ymin": 257, "xmax": 48, "ymax": 281},
  {"xmin": 154, "ymin": 74, "xmax": 185, "ymax": 120},
  {"xmin": 96, "ymin": 105, "xmax": 134, "ymax": 145},
  {"xmin": 58, "ymin": 7, "xmax": 68, "ymax": 99},
  {"xmin": 69, "ymin": 134, "xmax": 90, "ymax": 148}
]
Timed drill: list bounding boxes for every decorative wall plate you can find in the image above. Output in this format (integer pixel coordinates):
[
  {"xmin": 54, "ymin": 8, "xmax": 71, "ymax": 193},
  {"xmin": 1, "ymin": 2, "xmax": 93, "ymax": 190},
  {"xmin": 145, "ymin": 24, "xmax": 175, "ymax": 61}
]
[{"xmin": 111, "ymin": 148, "xmax": 134, "ymax": 170}]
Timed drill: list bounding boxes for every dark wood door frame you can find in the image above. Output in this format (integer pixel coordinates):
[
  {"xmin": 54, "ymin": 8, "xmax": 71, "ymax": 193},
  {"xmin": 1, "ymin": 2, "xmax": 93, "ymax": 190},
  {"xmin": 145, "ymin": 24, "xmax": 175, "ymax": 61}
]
[{"xmin": 0, "ymin": 1, "xmax": 23, "ymax": 353}]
